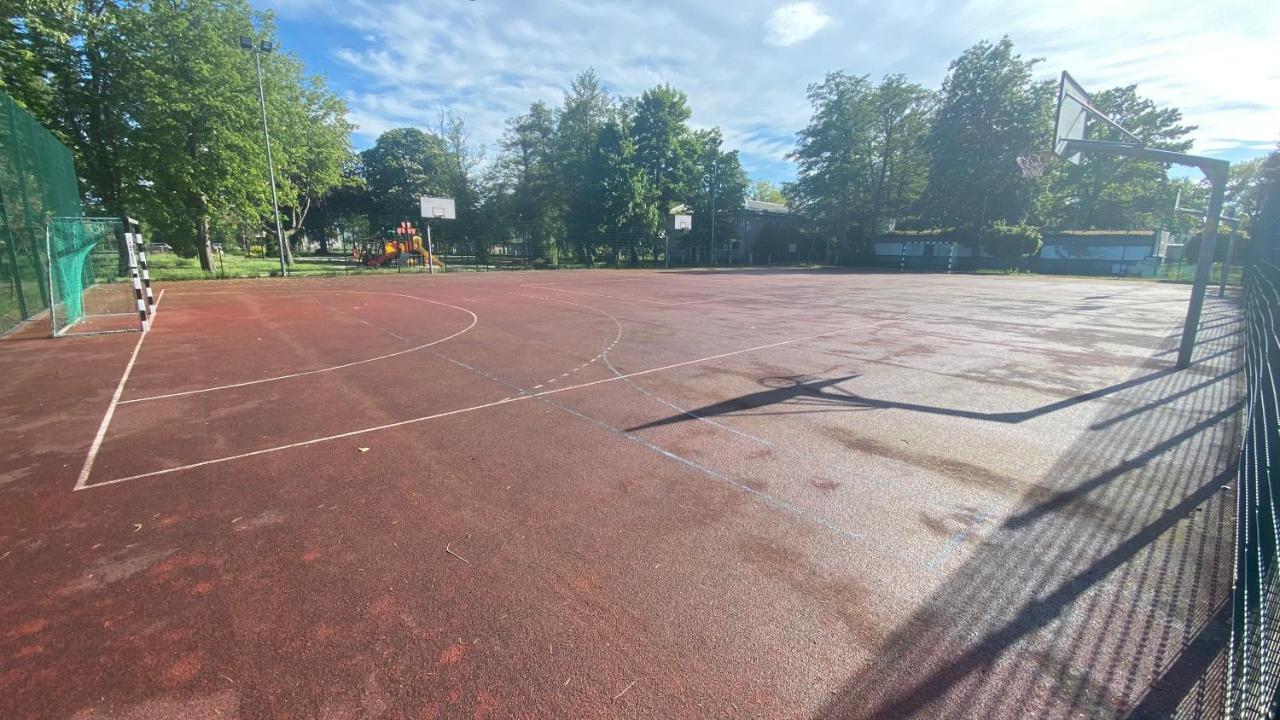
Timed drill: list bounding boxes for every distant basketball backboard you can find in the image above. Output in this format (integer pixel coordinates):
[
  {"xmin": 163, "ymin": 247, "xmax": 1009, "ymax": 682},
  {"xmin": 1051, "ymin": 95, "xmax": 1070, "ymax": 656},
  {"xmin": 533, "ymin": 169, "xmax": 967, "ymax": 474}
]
[
  {"xmin": 673, "ymin": 214, "xmax": 692, "ymax": 231},
  {"xmin": 1054, "ymin": 72, "xmax": 1090, "ymax": 164},
  {"xmin": 420, "ymin": 196, "xmax": 456, "ymax": 220}
]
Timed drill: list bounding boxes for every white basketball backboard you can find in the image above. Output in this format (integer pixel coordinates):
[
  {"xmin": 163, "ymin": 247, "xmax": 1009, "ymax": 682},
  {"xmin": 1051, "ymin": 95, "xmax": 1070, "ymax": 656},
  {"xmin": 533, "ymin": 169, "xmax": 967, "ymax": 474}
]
[
  {"xmin": 673, "ymin": 214, "xmax": 692, "ymax": 231},
  {"xmin": 1054, "ymin": 72, "xmax": 1090, "ymax": 165},
  {"xmin": 419, "ymin": 196, "xmax": 457, "ymax": 220}
]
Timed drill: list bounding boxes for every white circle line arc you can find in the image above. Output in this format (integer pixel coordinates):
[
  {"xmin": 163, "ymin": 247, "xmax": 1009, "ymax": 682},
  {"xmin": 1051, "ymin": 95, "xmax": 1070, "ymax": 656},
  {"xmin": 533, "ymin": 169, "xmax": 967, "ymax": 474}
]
[{"xmin": 119, "ymin": 289, "xmax": 478, "ymax": 404}]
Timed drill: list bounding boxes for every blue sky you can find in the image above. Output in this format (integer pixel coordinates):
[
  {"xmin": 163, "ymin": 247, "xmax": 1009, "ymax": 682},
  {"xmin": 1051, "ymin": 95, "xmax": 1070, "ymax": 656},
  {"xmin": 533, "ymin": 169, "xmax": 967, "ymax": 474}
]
[{"xmin": 261, "ymin": 0, "xmax": 1278, "ymax": 184}]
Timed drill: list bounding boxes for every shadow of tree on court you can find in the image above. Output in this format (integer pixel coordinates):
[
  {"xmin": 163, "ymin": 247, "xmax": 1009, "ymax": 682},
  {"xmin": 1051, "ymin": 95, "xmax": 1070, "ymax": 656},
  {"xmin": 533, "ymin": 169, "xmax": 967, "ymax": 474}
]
[{"xmin": 803, "ymin": 298, "xmax": 1243, "ymax": 719}]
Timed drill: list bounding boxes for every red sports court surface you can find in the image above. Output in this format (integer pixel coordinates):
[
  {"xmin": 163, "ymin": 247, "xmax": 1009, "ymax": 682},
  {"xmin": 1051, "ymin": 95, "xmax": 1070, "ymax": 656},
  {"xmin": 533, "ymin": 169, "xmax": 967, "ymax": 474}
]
[{"xmin": 0, "ymin": 269, "xmax": 1242, "ymax": 719}]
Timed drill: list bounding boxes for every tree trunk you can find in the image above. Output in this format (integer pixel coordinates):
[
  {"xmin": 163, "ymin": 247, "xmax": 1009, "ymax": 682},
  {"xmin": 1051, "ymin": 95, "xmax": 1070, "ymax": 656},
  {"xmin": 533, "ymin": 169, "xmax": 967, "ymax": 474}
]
[{"xmin": 194, "ymin": 193, "xmax": 214, "ymax": 272}]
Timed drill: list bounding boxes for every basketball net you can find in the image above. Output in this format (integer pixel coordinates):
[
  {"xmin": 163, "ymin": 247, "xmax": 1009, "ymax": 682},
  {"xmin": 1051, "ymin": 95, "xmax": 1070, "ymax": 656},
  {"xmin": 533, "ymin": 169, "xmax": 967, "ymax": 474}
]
[{"xmin": 1016, "ymin": 152, "xmax": 1052, "ymax": 178}]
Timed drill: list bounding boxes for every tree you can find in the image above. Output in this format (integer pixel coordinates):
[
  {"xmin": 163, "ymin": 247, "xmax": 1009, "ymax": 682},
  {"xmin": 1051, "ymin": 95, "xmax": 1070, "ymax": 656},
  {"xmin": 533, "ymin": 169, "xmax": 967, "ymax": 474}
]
[
  {"xmin": 269, "ymin": 61, "xmax": 354, "ymax": 263},
  {"xmin": 687, "ymin": 128, "xmax": 748, "ymax": 254},
  {"xmin": 6, "ymin": 0, "xmax": 354, "ymax": 270},
  {"xmin": 980, "ymin": 221, "xmax": 1042, "ymax": 270},
  {"xmin": 788, "ymin": 72, "xmax": 877, "ymax": 252},
  {"xmin": 868, "ymin": 74, "xmax": 933, "ymax": 234},
  {"xmin": 630, "ymin": 84, "xmax": 698, "ymax": 217},
  {"xmin": 922, "ymin": 37, "xmax": 1052, "ymax": 235},
  {"xmin": 489, "ymin": 100, "xmax": 560, "ymax": 259},
  {"xmin": 434, "ymin": 109, "xmax": 483, "ymax": 220},
  {"xmin": 115, "ymin": 0, "xmax": 294, "ymax": 270},
  {"xmin": 555, "ymin": 69, "xmax": 613, "ymax": 234},
  {"xmin": 360, "ymin": 128, "xmax": 448, "ymax": 217},
  {"xmin": 750, "ymin": 180, "xmax": 786, "ymax": 204},
  {"xmin": 587, "ymin": 119, "xmax": 654, "ymax": 231}
]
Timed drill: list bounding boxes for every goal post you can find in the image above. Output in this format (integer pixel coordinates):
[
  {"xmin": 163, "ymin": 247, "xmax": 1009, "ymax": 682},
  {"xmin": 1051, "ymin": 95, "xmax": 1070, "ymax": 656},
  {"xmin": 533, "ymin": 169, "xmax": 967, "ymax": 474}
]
[{"xmin": 46, "ymin": 217, "xmax": 154, "ymax": 336}]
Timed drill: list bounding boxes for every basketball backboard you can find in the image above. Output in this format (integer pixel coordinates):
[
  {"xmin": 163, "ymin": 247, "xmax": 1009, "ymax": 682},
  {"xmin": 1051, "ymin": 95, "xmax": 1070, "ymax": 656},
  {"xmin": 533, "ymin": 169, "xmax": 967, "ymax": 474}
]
[
  {"xmin": 673, "ymin": 214, "xmax": 692, "ymax": 231},
  {"xmin": 1054, "ymin": 72, "xmax": 1090, "ymax": 164},
  {"xmin": 419, "ymin": 196, "xmax": 456, "ymax": 220}
]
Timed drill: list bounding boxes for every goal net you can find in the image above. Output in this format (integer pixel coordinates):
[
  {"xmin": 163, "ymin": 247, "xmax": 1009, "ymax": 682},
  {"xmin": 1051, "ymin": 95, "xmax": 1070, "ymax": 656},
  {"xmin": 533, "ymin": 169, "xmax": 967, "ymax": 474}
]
[{"xmin": 47, "ymin": 217, "xmax": 150, "ymax": 336}]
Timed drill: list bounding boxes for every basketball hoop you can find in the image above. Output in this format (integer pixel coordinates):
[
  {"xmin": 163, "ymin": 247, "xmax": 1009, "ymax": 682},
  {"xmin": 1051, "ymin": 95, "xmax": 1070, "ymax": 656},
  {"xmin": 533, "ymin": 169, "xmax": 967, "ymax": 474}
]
[{"xmin": 1016, "ymin": 152, "xmax": 1052, "ymax": 178}]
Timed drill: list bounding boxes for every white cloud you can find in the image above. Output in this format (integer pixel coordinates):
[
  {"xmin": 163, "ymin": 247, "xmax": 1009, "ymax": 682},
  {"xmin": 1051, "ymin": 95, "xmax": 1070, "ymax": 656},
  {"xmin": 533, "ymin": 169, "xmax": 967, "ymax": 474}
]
[
  {"xmin": 764, "ymin": 3, "xmax": 832, "ymax": 47},
  {"xmin": 267, "ymin": 0, "xmax": 1279, "ymax": 183}
]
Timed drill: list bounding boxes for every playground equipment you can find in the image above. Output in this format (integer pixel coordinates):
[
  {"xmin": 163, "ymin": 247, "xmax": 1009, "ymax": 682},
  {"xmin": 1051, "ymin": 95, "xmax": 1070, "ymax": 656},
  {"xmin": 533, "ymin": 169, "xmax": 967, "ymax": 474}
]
[{"xmin": 351, "ymin": 226, "xmax": 445, "ymax": 269}]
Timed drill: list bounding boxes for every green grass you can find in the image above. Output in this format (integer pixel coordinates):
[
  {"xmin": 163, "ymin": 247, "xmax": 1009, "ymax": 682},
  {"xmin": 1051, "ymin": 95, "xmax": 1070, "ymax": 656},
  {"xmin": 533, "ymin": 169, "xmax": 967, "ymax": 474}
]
[{"xmin": 146, "ymin": 252, "xmax": 449, "ymax": 281}]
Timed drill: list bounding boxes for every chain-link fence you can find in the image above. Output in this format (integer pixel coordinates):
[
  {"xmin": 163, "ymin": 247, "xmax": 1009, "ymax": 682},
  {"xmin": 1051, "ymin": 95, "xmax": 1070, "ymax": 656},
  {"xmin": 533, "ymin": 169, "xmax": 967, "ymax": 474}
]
[
  {"xmin": 1229, "ymin": 180, "xmax": 1280, "ymax": 718},
  {"xmin": 152, "ymin": 212, "xmax": 781, "ymax": 281},
  {"xmin": 0, "ymin": 91, "xmax": 82, "ymax": 335}
]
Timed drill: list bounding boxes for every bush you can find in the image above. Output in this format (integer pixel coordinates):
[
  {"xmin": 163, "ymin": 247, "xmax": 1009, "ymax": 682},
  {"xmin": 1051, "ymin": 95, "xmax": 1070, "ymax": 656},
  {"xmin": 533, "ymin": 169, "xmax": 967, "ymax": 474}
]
[
  {"xmin": 980, "ymin": 222, "xmax": 1043, "ymax": 270},
  {"xmin": 248, "ymin": 244, "xmax": 266, "ymax": 257}
]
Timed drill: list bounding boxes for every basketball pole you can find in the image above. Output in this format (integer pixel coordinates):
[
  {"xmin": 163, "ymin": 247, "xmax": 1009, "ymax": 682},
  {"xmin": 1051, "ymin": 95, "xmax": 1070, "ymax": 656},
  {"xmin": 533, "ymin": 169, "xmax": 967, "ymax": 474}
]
[
  {"xmin": 426, "ymin": 221, "xmax": 434, "ymax": 275},
  {"xmin": 1178, "ymin": 170, "xmax": 1226, "ymax": 367},
  {"xmin": 1062, "ymin": 139, "xmax": 1229, "ymax": 369}
]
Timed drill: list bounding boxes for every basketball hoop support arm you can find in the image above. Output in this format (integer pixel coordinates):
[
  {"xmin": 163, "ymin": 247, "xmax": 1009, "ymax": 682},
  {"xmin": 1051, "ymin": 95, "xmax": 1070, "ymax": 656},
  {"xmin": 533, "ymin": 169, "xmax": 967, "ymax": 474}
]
[{"xmin": 1061, "ymin": 139, "xmax": 1229, "ymax": 370}]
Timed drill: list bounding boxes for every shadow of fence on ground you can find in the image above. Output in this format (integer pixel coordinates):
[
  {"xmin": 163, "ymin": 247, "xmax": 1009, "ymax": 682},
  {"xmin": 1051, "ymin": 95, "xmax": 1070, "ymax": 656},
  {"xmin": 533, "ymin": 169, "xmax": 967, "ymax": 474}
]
[{"xmin": 795, "ymin": 299, "xmax": 1244, "ymax": 719}]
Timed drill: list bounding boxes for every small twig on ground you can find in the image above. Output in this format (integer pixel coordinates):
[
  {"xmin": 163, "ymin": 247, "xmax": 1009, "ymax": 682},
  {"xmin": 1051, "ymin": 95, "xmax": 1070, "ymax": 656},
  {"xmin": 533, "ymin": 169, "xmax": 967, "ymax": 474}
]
[
  {"xmin": 0, "ymin": 551, "xmax": 10, "ymax": 560},
  {"xmin": 612, "ymin": 680, "xmax": 636, "ymax": 700},
  {"xmin": 219, "ymin": 675, "xmax": 235, "ymax": 684},
  {"xmin": 445, "ymin": 543, "xmax": 470, "ymax": 564}
]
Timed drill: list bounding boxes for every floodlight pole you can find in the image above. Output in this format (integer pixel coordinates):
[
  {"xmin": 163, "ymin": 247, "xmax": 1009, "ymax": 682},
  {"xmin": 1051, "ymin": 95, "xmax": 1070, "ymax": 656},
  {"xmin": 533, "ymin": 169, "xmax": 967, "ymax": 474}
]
[
  {"xmin": 243, "ymin": 39, "xmax": 288, "ymax": 278},
  {"xmin": 1062, "ymin": 139, "xmax": 1229, "ymax": 369}
]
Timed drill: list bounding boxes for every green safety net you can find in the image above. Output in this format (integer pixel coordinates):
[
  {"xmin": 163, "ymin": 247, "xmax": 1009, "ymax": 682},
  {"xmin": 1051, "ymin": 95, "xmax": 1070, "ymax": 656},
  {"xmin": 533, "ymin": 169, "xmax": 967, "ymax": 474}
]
[
  {"xmin": 0, "ymin": 91, "xmax": 84, "ymax": 335},
  {"xmin": 47, "ymin": 217, "xmax": 133, "ymax": 335}
]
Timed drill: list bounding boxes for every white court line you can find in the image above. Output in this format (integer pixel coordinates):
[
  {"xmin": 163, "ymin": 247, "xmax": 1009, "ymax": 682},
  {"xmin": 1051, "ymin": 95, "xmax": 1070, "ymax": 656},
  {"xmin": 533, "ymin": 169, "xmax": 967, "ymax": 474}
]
[
  {"xmin": 527, "ymin": 284, "xmax": 746, "ymax": 306},
  {"xmin": 519, "ymin": 277, "xmax": 652, "ymax": 287},
  {"xmin": 79, "ymin": 319, "xmax": 899, "ymax": 490},
  {"xmin": 74, "ymin": 290, "xmax": 165, "ymax": 491},
  {"xmin": 120, "ymin": 290, "xmax": 477, "ymax": 404}
]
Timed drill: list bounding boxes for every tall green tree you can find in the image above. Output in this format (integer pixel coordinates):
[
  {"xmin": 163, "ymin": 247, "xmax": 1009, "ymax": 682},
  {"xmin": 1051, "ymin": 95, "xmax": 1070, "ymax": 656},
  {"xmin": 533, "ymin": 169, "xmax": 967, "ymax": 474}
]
[
  {"xmin": 555, "ymin": 69, "xmax": 613, "ymax": 232},
  {"xmin": 922, "ymin": 37, "xmax": 1052, "ymax": 235},
  {"xmin": 787, "ymin": 72, "xmax": 877, "ymax": 251},
  {"xmin": 868, "ymin": 74, "xmax": 933, "ymax": 234},
  {"xmin": 268, "ymin": 58, "xmax": 354, "ymax": 261},
  {"xmin": 5, "ymin": 0, "xmax": 353, "ymax": 269},
  {"xmin": 489, "ymin": 100, "xmax": 560, "ymax": 257},
  {"xmin": 630, "ymin": 84, "xmax": 697, "ymax": 217},
  {"xmin": 116, "ymin": 0, "xmax": 289, "ymax": 270},
  {"xmin": 687, "ymin": 127, "xmax": 748, "ymax": 251},
  {"xmin": 434, "ymin": 109, "xmax": 483, "ymax": 220},
  {"xmin": 749, "ymin": 179, "xmax": 786, "ymax": 204},
  {"xmin": 360, "ymin": 128, "xmax": 448, "ymax": 217},
  {"xmin": 586, "ymin": 118, "xmax": 654, "ymax": 231}
]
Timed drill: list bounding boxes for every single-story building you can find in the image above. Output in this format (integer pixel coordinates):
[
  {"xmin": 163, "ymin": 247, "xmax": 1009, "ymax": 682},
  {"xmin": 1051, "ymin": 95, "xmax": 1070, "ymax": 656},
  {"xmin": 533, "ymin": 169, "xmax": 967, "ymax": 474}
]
[
  {"xmin": 668, "ymin": 199, "xmax": 806, "ymax": 264},
  {"xmin": 870, "ymin": 228, "xmax": 1171, "ymax": 276},
  {"xmin": 1036, "ymin": 230, "xmax": 1170, "ymax": 276}
]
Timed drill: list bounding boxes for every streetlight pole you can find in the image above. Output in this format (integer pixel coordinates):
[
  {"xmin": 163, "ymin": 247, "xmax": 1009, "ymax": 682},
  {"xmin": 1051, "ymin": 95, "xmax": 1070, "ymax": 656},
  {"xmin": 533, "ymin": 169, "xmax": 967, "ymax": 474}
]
[{"xmin": 242, "ymin": 37, "xmax": 288, "ymax": 277}]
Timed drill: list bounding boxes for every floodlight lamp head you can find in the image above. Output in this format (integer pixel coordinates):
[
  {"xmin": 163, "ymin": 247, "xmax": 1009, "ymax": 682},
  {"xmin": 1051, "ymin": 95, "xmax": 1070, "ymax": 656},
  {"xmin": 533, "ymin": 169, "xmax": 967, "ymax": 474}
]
[
  {"xmin": 260, "ymin": 40, "xmax": 274, "ymax": 53},
  {"xmin": 240, "ymin": 36, "xmax": 253, "ymax": 49}
]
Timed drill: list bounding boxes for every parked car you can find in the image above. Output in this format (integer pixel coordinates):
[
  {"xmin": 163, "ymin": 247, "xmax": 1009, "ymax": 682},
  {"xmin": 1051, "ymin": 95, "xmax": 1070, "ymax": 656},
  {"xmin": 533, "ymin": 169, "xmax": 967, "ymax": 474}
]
[{"xmin": 146, "ymin": 243, "xmax": 173, "ymax": 253}]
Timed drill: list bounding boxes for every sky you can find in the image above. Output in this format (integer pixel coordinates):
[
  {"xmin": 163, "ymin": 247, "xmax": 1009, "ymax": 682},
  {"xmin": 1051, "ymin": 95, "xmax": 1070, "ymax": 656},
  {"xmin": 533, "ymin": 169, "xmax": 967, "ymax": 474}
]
[{"xmin": 261, "ymin": 0, "xmax": 1279, "ymax": 184}]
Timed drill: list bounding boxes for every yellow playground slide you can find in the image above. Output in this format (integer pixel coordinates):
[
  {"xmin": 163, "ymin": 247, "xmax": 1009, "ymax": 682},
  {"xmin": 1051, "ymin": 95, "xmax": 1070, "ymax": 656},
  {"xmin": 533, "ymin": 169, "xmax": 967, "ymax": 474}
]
[{"xmin": 411, "ymin": 235, "xmax": 445, "ymax": 268}]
